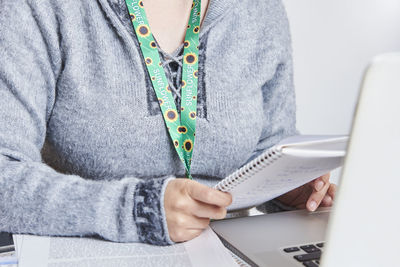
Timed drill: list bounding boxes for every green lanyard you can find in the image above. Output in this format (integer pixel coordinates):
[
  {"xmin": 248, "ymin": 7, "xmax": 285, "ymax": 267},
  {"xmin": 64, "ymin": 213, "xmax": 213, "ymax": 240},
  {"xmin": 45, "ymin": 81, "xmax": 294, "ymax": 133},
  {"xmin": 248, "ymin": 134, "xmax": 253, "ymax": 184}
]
[{"xmin": 125, "ymin": 0, "xmax": 201, "ymax": 179}]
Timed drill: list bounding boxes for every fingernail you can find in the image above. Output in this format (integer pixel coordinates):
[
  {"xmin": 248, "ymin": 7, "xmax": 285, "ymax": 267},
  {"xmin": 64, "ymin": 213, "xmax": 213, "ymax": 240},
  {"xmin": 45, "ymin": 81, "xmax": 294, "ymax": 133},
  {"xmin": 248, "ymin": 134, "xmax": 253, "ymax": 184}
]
[
  {"xmin": 315, "ymin": 181, "xmax": 324, "ymax": 191},
  {"xmin": 308, "ymin": 201, "xmax": 317, "ymax": 211}
]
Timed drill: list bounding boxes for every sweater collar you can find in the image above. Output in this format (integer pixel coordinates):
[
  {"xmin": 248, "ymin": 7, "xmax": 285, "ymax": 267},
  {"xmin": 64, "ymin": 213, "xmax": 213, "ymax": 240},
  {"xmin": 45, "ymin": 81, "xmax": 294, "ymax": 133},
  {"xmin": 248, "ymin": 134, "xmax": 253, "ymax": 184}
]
[
  {"xmin": 202, "ymin": 0, "xmax": 234, "ymax": 32},
  {"xmin": 106, "ymin": 0, "xmax": 233, "ymax": 35}
]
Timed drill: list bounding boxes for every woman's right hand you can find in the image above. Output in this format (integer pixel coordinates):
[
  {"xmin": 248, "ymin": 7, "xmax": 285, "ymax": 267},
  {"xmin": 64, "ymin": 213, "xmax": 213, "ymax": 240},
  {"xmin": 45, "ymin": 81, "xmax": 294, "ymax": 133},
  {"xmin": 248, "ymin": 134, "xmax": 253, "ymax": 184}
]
[{"xmin": 164, "ymin": 178, "xmax": 232, "ymax": 242}]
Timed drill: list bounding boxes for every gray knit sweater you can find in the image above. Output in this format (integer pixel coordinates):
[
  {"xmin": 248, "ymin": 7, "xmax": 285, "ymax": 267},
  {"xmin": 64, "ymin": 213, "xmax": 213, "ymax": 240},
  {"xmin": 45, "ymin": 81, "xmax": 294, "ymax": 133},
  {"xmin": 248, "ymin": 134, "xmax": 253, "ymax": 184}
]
[{"xmin": 0, "ymin": 0, "xmax": 296, "ymax": 245}]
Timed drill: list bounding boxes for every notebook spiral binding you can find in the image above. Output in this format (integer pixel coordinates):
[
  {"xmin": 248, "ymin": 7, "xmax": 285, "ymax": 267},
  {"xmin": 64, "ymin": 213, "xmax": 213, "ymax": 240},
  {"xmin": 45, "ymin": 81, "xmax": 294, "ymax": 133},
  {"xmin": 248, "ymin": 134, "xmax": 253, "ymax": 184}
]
[{"xmin": 217, "ymin": 147, "xmax": 283, "ymax": 192}]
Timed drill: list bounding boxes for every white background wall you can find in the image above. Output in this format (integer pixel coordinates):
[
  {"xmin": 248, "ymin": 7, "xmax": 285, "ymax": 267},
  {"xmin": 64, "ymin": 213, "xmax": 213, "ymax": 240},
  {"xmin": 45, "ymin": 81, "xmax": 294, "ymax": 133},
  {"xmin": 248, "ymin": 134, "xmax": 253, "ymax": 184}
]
[
  {"xmin": 282, "ymin": 0, "xmax": 400, "ymax": 182},
  {"xmin": 283, "ymin": 0, "xmax": 400, "ymax": 134}
]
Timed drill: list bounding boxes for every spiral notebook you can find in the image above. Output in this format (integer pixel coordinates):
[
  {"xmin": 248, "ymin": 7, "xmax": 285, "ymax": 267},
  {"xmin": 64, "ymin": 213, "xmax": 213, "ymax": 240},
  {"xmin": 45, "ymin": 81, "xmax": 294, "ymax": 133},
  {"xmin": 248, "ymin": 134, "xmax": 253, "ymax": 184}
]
[{"xmin": 216, "ymin": 135, "xmax": 348, "ymax": 211}]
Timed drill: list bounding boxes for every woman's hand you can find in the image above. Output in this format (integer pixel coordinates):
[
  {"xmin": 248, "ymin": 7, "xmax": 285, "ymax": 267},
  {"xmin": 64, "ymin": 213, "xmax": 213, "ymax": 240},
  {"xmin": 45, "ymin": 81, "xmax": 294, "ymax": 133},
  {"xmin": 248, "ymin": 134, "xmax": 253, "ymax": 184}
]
[
  {"xmin": 164, "ymin": 179, "xmax": 232, "ymax": 242},
  {"xmin": 276, "ymin": 173, "xmax": 336, "ymax": 211}
]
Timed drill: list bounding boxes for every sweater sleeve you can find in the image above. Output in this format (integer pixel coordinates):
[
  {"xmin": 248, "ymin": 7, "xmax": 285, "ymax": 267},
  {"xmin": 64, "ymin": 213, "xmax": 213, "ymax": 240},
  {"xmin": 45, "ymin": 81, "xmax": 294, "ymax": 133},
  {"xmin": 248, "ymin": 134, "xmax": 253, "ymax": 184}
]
[
  {"xmin": 246, "ymin": 0, "xmax": 298, "ymax": 163},
  {"xmin": 0, "ymin": 0, "xmax": 173, "ymax": 245}
]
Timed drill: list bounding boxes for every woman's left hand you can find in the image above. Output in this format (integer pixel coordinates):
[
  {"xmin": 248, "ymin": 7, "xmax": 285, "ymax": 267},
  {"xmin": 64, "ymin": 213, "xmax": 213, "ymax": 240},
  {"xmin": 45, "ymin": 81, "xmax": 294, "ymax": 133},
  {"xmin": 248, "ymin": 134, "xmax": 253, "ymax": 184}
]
[{"xmin": 276, "ymin": 173, "xmax": 336, "ymax": 211}]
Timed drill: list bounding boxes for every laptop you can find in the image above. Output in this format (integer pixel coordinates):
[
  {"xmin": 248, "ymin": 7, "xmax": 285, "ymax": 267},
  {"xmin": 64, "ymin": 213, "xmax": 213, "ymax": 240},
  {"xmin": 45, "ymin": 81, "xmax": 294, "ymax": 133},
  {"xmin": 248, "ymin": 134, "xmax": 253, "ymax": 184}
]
[{"xmin": 210, "ymin": 52, "xmax": 400, "ymax": 267}]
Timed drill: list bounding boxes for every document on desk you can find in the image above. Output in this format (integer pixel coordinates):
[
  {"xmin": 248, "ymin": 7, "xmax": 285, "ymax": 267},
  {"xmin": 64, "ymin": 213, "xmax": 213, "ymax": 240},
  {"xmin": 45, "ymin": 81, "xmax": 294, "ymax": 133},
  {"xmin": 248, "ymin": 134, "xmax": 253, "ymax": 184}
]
[{"xmin": 16, "ymin": 227, "xmax": 237, "ymax": 267}]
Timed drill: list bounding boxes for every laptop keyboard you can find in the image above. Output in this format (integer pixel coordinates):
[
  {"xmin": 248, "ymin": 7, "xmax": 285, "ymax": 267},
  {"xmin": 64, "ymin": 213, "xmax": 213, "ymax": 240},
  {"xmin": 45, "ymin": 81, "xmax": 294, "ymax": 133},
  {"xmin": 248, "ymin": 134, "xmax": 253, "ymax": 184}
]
[{"xmin": 283, "ymin": 242, "xmax": 324, "ymax": 266}]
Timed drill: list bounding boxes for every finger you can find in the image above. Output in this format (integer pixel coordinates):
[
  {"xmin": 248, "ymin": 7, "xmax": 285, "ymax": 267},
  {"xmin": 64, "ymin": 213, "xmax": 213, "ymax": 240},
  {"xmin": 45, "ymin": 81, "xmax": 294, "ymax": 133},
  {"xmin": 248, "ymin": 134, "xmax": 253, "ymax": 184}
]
[
  {"xmin": 169, "ymin": 213, "xmax": 210, "ymax": 230},
  {"xmin": 191, "ymin": 200, "xmax": 227, "ymax": 219},
  {"xmin": 276, "ymin": 183, "xmax": 306, "ymax": 206},
  {"xmin": 187, "ymin": 216, "xmax": 210, "ymax": 230},
  {"xmin": 328, "ymin": 183, "xmax": 337, "ymax": 200},
  {"xmin": 187, "ymin": 180, "xmax": 232, "ymax": 207},
  {"xmin": 321, "ymin": 173, "xmax": 331, "ymax": 182},
  {"xmin": 170, "ymin": 228, "xmax": 204, "ymax": 243},
  {"xmin": 168, "ymin": 215, "xmax": 209, "ymax": 242},
  {"xmin": 307, "ymin": 181, "xmax": 330, "ymax": 211},
  {"xmin": 314, "ymin": 179, "xmax": 325, "ymax": 192},
  {"xmin": 313, "ymin": 173, "xmax": 331, "ymax": 192},
  {"xmin": 287, "ymin": 184, "xmax": 313, "ymax": 207},
  {"xmin": 321, "ymin": 194, "xmax": 333, "ymax": 207},
  {"xmin": 321, "ymin": 183, "xmax": 337, "ymax": 207}
]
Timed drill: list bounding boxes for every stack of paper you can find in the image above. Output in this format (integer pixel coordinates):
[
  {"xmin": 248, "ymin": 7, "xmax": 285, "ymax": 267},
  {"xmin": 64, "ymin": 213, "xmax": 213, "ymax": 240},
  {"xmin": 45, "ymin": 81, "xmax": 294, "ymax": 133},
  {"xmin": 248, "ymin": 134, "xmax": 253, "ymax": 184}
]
[{"xmin": 15, "ymin": 227, "xmax": 237, "ymax": 267}]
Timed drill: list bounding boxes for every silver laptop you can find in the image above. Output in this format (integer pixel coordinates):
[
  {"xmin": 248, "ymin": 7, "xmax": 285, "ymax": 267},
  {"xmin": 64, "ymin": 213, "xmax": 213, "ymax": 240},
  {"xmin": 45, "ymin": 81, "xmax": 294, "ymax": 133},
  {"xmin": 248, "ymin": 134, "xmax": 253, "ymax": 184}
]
[{"xmin": 210, "ymin": 53, "xmax": 400, "ymax": 267}]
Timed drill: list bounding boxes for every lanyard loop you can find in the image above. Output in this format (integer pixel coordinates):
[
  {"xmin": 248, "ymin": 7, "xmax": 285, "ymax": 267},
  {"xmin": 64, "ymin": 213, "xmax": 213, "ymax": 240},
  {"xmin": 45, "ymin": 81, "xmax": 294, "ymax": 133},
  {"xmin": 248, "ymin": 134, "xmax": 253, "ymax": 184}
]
[{"xmin": 125, "ymin": 0, "xmax": 201, "ymax": 179}]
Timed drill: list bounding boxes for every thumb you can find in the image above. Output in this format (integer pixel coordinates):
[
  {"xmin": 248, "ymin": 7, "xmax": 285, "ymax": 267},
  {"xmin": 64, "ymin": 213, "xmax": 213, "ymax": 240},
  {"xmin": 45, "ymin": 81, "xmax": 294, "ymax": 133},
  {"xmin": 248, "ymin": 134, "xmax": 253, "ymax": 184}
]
[{"xmin": 186, "ymin": 180, "xmax": 232, "ymax": 207}]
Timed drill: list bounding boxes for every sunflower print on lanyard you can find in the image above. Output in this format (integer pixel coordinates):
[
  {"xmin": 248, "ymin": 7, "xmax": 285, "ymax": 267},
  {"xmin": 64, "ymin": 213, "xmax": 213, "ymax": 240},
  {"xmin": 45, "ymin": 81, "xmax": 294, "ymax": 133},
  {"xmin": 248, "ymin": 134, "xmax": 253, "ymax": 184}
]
[{"xmin": 125, "ymin": 0, "xmax": 201, "ymax": 179}]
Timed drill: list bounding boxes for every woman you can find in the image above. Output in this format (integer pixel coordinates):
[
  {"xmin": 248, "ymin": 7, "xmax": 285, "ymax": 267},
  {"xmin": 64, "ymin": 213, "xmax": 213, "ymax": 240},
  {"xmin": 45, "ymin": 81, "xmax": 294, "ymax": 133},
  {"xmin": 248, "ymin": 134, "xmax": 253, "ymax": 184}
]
[{"xmin": 0, "ymin": 0, "xmax": 335, "ymax": 245}]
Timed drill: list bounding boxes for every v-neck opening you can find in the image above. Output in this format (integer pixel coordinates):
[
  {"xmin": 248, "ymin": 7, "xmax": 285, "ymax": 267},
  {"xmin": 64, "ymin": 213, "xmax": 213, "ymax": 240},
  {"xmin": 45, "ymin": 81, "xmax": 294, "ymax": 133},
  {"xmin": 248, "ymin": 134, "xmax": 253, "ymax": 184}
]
[{"xmin": 102, "ymin": 0, "xmax": 234, "ymax": 44}]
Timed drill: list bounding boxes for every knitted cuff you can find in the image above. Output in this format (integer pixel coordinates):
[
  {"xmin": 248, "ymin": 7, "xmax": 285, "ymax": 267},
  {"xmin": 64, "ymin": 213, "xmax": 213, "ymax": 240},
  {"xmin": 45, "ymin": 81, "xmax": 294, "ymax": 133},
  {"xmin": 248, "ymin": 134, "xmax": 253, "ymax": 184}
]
[{"xmin": 133, "ymin": 176, "xmax": 175, "ymax": 245}]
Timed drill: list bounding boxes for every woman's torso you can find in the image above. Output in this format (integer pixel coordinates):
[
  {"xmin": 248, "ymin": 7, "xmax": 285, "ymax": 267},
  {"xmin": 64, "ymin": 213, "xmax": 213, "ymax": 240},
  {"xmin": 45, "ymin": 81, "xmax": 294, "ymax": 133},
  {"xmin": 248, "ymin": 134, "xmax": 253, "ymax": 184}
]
[{"xmin": 40, "ymin": 0, "xmax": 294, "ymax": 182}]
